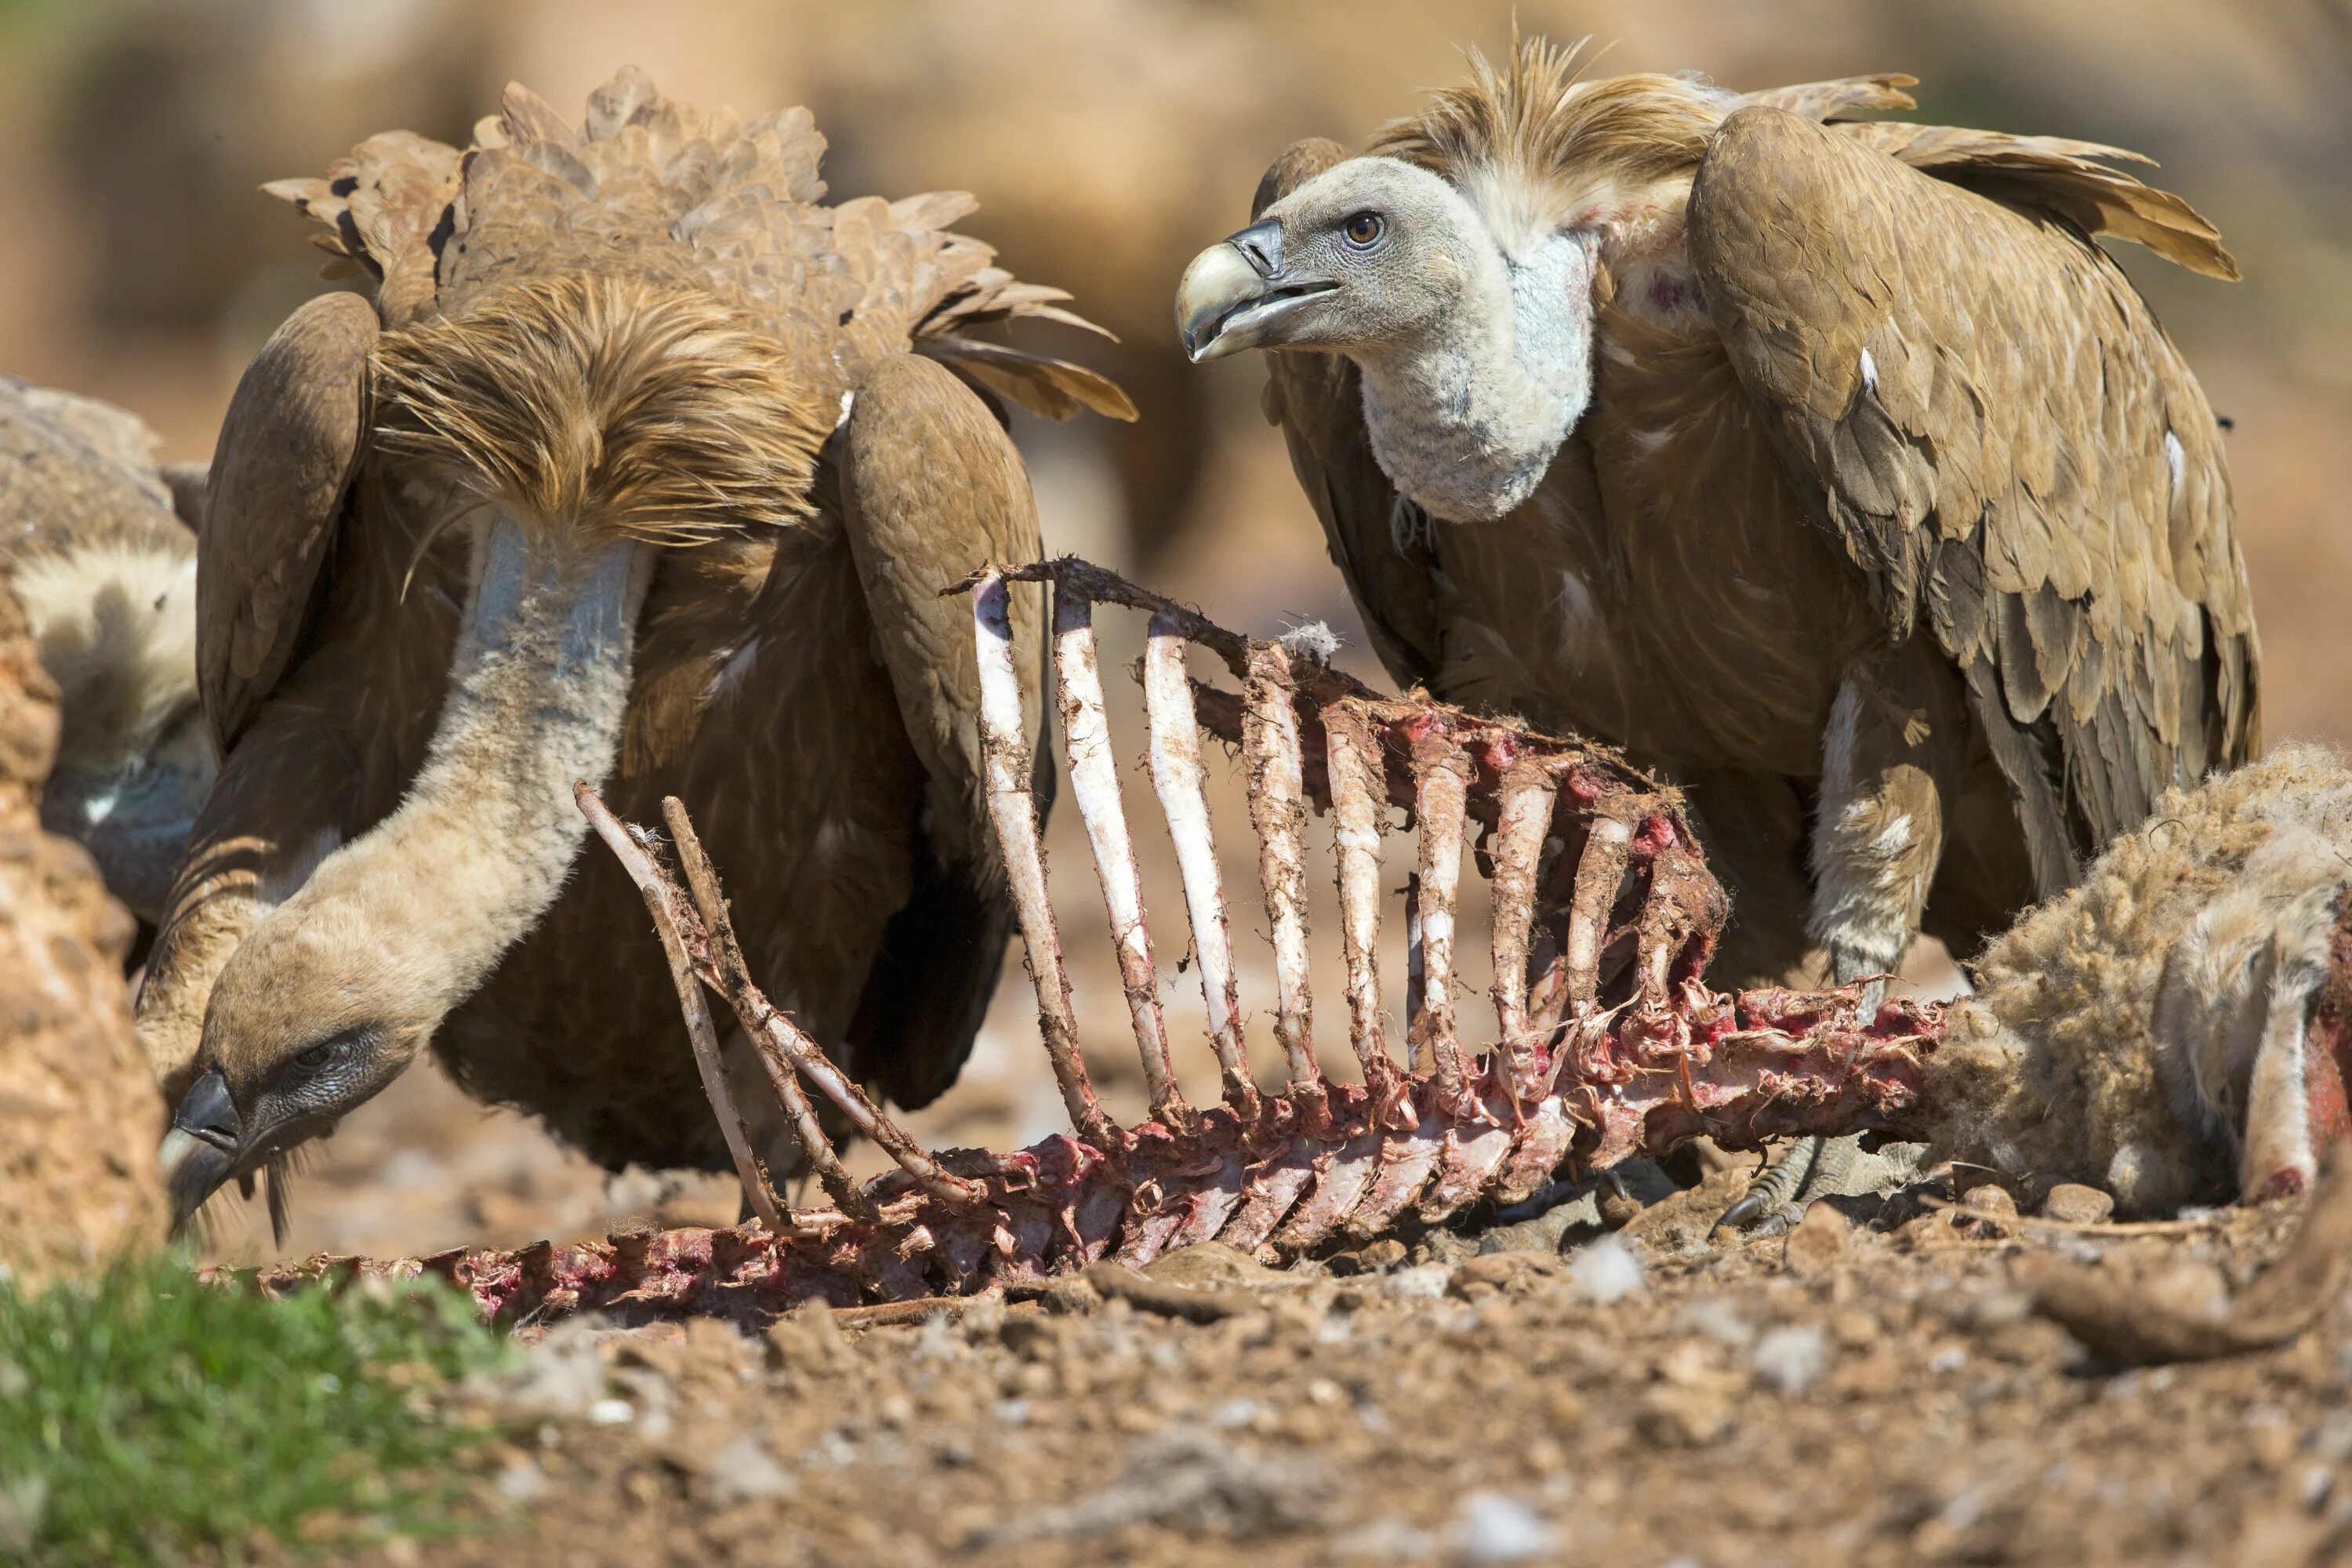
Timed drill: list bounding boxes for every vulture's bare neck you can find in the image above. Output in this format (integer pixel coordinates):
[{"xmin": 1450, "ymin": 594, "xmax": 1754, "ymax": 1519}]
[
  {"xmin": 270, "ymin": 513, "xmax": 649, "ymax": 1015},
  {"xmin": 1356, "ymin": 228, "xmax": 1597, "ymax": 523}
]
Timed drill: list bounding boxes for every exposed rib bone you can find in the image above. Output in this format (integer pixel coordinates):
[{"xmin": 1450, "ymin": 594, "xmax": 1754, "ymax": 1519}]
[
  {"xmin": 1563, "ymin": 811, "xmax": 1635, "ymax": 1016},
  {"xmin": 575, "ymin": 784, "xmax": 789, "ymax": 1230},
  {"xmin": 971, "ymin": 572, "xmax": 1110, "ymax": 1145},
  {"xmin": 659, "ymin": 798, "xmax": 988, "ymax": 1214},
  {"xmin": 1404, "ymin": 873, "xmax": 1425, "ymax": 1061},
  {"xmin": 1142, "ymin": 612, "xmax": 1255, "ymax": 1117},
  {"xmin": 1410, "ymin": 729, "xmax": 1474, "ymax": 1113},
  {"xmin": 1490, "ymin": 757, "xmax": 1560, "ymax": 1105},
  {"xmin": 1053, "ymin": 593, "xmax": 1187, "ymax": 1125},
  {"xmin": 1323, "ymin": 720, "xmax": 1386, "ymax": 1029},
  {"xmin": 1325, "ymin": 705, "xmax": 1399, "ymax": 1107},
  {"xmin": 1243, "ymin": 641, "xmax": 1326, "ymax": 1127}
]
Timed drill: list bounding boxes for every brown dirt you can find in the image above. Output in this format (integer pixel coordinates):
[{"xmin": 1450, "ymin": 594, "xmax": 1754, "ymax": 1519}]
[
  {"xmin": 321, "ymin": 1174, "xmax": 2352, "ymax": 1568},
  {"xmin": 0, "ymin": 584, "xmax": 164, "ymax": 1282}
]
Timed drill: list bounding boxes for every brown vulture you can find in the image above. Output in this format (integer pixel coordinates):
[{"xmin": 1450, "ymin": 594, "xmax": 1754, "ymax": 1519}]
[
  {"xmin": 2, "ymin": 376, "xmax": 211, "ymax": 923},
  {"xmin": 143, "ymin": 69, "xmax": 1132, "ymax": 1229},
  {"xmin": 1175, "ymin": 38, "xmax": 2259, "ymax": 1225}
]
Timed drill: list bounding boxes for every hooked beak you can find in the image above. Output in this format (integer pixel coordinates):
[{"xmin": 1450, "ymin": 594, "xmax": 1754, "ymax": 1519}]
[
  {"xmin": 159, "ymin": 1067, "xmax": 241, "ymax": 1231},
  {"xmin": 1175, "ymin": 219, "xmax": 1338, "ymax": 363}
]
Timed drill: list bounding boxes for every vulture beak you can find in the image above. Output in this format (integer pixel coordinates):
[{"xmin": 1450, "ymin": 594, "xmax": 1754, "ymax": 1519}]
[
  {"xmin": 158, "ymin": 1066, "xmax": 242, "ymax": 1231},
  {"xmin": 1176, "ymin": 219, "xmax": 1335, "ymax": 362}
]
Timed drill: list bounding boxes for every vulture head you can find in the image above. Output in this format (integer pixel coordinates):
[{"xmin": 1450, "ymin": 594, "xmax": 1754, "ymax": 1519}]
[
  {"xmin": 157, "ymin": 893, "xmax": 443, "ymax": 1225},
  {"xmin": 1178, "ymin": 152, "xmax": 1600, "ymax": 522}
]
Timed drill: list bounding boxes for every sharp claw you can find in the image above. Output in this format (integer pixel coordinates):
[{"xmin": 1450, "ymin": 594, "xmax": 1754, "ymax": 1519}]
[{"xmin": 1711, "ymin": 1135, "xmax": 1822, "ymax": 1238}]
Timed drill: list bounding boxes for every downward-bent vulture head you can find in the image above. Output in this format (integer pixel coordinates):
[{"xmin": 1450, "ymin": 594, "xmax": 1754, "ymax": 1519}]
[{"xmin": 1178, "ymin": 151, "xmax": 1600, "ymax": 522}]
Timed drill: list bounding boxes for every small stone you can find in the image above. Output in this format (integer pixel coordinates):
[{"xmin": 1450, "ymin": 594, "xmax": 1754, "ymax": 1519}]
[
  {"xmin": 1636, "ymin": 1385, "xmax": 1730, "ymax": 1448},
  {"xmin": 1596, "ymin": 1184, "xmax": 1645, "ymax": 1230},
  {"xmin": 702, "ymin": 1434, "xmax": 797, "ymax": 1504},
  {"xmin": 764, "ymin": 1298, "xmax": 847, "ymax": 1373},
  {"xmin": 1751, "ymin": 1324, "xmax": 1831, "ymax": 1395},
  {"xmin": 495, "ymin": 1457, "xmax": 550, "ymax": 1504},
  {"xmin": 1962, "ymin": 1184, "xmax": 2019, "ymax": 1218},
  {"xmin": 1450, "ymin": 1250, "xmax": 1564, "ymax": 1301},
  {"xmin": 1386, "ymin": 1264, "xmax": 1454, "ymax": 1298},
  {"xmin": 2042, "ymin": 1183, "xmax": 2115, "ymax": 1225},
  {"xmin": 1456, "ymin": 1492, "xmax": 1556, "ymax": 1563},
  {"xmin": 1141, "ymin": 1240, "xmax": 1279, "ymax": 1288},
  {"xmin": 1783, "ymin": 1203, "xmax": 1850, "ymax": 1276},
  {"xmin": 587, "ymin": 1397, "xmax": 634, "ymax": 1426},
  {"xmin": 1899, "ymin": 1211, "xmax": 1962, "ymax": 1251}
]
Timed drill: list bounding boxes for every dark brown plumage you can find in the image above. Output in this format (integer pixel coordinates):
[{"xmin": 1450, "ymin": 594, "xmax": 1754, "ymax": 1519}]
[{"xmin": 140, "ymin": 70, "xmax": 1131, "ymax": 1224}]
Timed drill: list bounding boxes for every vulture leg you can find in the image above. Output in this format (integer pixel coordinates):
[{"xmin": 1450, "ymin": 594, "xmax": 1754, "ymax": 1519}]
[{"xmin": 1721, "ymin": 641, "xmax": 1969, "ymax": 1236}]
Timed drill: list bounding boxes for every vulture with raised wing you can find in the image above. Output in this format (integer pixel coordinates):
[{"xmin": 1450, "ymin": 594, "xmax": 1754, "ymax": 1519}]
[
  {"xmin": 2, "ymin": 377, "xmax": 211, "ymax": 924},
  {"xmin": 1176, "ymin": 39, "xmax": 2258, "ymax": 1225},
  {"xmin": 143, "ymin": 69, "xmax": 1132, "ymax": 1228}
]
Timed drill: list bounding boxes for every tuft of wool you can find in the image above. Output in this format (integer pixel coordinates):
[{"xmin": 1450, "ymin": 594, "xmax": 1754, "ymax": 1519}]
[{"xmin": 1926, "ymin": 744, "xmax": 2352, "ymax": 1214}]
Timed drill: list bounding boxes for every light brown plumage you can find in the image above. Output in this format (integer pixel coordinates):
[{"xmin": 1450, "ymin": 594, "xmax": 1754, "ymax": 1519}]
[
  {"xmin": 1209, "ymin": 38, "xmax": 2256, "ymax": 990},
  {"xmin": 1, "ymin": 376, "xmax": 210, "ymax": 922},
  {"xmin": 140, "ymin": 70, "xmax": 1129, "ymax": 1221}
]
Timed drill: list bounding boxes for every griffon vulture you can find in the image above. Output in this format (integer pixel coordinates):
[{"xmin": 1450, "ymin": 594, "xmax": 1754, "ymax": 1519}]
[
  {"xmin": 2, "ymin": 376, "xmax": 211, "ymax": 923},
  {"xmin": 1176, "ymin": 39, "xmax": 2258, "ymax": 1225},
  {"xmin": 143, "ymin": 70, "xmax": 1132, "ymax": 1229}
]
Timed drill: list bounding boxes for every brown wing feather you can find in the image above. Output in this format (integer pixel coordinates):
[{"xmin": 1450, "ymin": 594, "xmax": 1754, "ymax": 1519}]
[
  {"xmin": 1687, "ymin": 105, "xmax": 2259, "ymax": 885},
  {"xmin": 1254, "ymin": 138, "xmax": 1445, "ymax": 690},
  {"xmin": 835, "ymin": 354, "xmax": 1051, "ymax": 1109},
  {"xmin": 196, "ymin": 290, "xmax": 377, "ymax": 753}
]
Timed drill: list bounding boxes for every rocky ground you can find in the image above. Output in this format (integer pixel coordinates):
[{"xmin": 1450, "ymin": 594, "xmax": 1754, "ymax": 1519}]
[{"xmin": 270, "ymin": 1160, "xmax": 2350, "ymax": 1568}]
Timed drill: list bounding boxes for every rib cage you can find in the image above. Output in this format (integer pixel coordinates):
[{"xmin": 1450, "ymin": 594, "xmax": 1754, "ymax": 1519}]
[{"xmin": 226, "ymin": 558, "xmax": 1946, "ymax": 1324}]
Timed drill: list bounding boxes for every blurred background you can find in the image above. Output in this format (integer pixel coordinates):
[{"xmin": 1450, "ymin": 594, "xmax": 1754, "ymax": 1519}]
[{"xmin": 8, "ymin": 0, "xmax": 2343, "ymax": 1260}]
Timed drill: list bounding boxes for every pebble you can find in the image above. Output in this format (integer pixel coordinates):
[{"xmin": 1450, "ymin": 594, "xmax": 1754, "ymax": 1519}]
[
  {"xmin": 2043, "ymin": 1183, "xmax": 2116, "ymax": 1225},
  {"xmin": 702, "ymin": 1434, "xmax": 797, "ymax": 1504},
  {"xmin": 1752, "ymin": 1324, "xmax": 1831, "ymax": 1395},
  {"xmin": 1962, "ymin": 1184, "xmax": 2019, "ymax": 1218},
  {"xmin": 587, "ymin": 1398, "xmax": 635, "ymax": 1426},
  {"xmin": 1386, "ymin": 1264, "xmax": 1455, "ymax": 1298},
  {"xmin": 1457, "ymin": 1493, "xmax": 1556, "ymax": 1564},
  {"xmin": 1784, "ymin": 1203, "xmax": 1851, "ymax": 1276}
]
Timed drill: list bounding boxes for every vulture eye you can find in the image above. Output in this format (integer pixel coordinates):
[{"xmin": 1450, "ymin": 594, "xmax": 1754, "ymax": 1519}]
[
  {"xmin": 1341, "ymin": 211, "xmax": 1385, "ymax": 249},
  {"xmin": 295, "ymin": 1042, "xmax": 336, "ymax": 1070}
]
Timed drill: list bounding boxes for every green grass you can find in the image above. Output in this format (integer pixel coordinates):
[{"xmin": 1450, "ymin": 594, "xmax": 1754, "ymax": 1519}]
[{"xmin": 0, "ymin": 1254, "xmax": 510, "ymax": 1566}]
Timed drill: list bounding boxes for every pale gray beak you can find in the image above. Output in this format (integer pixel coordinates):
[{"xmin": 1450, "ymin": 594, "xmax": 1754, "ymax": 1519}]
[
  {"xmin": 160, "ymin": 1066, "xmax": 242, "ymax": 1231},
  {"xmin": 1174, "ymin": 219, "xmax": 1334, "ymax": 363}
]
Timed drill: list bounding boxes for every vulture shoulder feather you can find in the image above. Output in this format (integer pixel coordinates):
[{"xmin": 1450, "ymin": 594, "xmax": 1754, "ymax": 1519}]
[
  {"xmin": 194, "ymin": 290, "xmax": 376, "ymax": 755},
  {"xmin": 1687, "ymin": 104, "xmax": 2259, "ymax": 883},
  {"xmin": 836, "ymin": 354, "xmax": 1051, "ymax": 1109}
]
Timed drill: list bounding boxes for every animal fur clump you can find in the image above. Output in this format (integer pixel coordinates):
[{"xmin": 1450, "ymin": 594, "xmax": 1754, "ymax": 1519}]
[{"xmin": 1927, "ymin": 744, "xmax": 2352, "ymax": 1214}]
